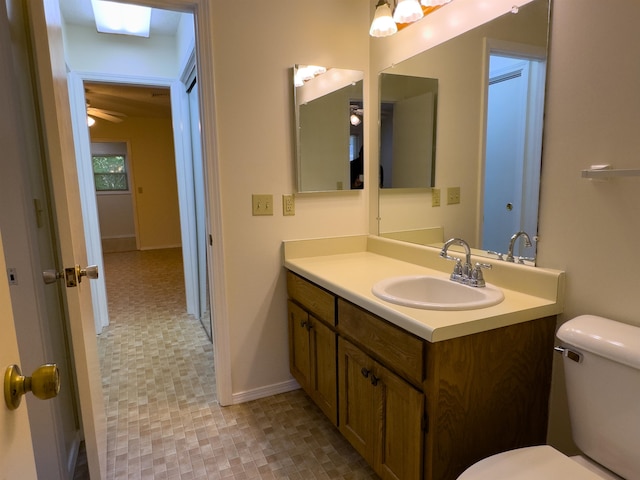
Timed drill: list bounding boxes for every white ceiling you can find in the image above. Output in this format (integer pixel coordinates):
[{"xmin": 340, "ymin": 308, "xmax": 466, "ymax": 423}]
[{"xmin": 58, "ymin": 0, "xmax": 184, "ymax": 36}]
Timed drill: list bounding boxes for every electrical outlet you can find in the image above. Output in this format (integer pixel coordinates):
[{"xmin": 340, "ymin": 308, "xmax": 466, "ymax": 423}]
[
  {"xmin": 252, "ymin": 194, "xmax": 273, "ymax": 216},
  {"xmin": 447, "ymin": 187, "xmax": 461, "ymax": 205},
  {"xmin": 282, "ymin": 194, "xmax": 295, "ymax": 216},
  {"xmin": 432, "ymin": 188, "xmax": 441, "ymax": 207}
]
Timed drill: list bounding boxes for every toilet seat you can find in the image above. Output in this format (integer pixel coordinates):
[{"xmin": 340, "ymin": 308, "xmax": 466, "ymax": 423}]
[{"xmin": 457, "ymin": 445, "xmax": 605, "ymax": 479}]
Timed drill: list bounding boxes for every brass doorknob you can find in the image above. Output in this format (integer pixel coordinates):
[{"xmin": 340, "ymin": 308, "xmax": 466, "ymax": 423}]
[
  {"xmin": 77, "ymin": 264, "xmax": 99, "ymax": 281},
  {"xmin": 4, "ymin": 364, "xmax": 60, "ymax": 411}
]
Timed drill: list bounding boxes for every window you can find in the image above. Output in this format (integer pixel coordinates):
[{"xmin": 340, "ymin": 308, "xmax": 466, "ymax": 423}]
[{"xmin": 92, "ymin": 154, "xmax": 129, "ymax": 191}]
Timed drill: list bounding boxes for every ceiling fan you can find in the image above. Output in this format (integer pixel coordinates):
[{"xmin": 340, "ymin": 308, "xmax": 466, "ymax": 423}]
[{"xmin": 86, "ymin": 102, "xmax": 127, "ymax": 124}]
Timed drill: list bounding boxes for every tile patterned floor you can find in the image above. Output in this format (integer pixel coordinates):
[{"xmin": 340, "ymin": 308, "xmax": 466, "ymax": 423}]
[{"xmin": 97, "ymin": 248, "xmax": 377, "ymax": 479}]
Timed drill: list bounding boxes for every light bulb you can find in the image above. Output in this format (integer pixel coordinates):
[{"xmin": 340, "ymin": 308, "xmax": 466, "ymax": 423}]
[
  {"xmin": 369, "ymin": 1, "xmax": 397, "ymax": 37},
  {"xmin": 393, "ymin": 0, "xmax": 424, "ymax": 23}
]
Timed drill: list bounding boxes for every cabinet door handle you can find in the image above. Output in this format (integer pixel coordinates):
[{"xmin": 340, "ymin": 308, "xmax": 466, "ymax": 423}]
[
  {"xmin": 300, "ymin": 320, "xmax": 308, "ymax": 328},
  {"xmin": 370, "ymin": 374, "xmax": 379, "ymax": 386},
  {"xmin": 360, "ymin": 367, "xmax": 370, "ymax": 378}
]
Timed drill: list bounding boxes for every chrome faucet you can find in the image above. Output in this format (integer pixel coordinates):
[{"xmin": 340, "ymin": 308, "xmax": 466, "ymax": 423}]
[
  {"xmin": 506, "ymin": 231, "xmax": 532, "ymax": 263},
  {"xmin": 440, "ymin": 238, "xmax": 491, "ymax": 287}
]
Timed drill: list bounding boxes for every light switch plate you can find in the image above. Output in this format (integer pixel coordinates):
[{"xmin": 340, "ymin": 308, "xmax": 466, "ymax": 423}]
[{"xmin": 252, "ymin": 194, "xmax": 273, "ymax": 216}]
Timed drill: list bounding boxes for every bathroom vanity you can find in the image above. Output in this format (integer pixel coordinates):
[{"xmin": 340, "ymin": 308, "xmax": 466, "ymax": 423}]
[{"xmin": 284, "ymin": 235, "xmax": 564, "ymax": 480}]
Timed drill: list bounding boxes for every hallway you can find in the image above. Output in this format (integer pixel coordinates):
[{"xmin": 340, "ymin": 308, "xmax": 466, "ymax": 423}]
[{"xmin": 97, "ymin": 248, "xmax": 377, "ymax": 479}]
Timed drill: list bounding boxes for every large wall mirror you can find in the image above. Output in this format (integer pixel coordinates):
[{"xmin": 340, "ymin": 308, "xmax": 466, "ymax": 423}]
[
  {"xmin": 293, "ymin": 65, "xmax": 364, "ymax": 192},
  {"xmin": 377, "ymin": 0, "xmax": 550, "ymax": 262}
]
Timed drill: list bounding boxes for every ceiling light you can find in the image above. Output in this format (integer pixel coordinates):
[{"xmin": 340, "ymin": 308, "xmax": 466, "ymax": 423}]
[
  {"xmin": 87, "ymin": 116, "xmax": 96, "ymax": 127},
  {"xmin": 369, "ymin": 0, "xmax": 397, "ymax": 37},
  {"xmin": 91, "ymin": 0, "xmax": 152, "ymax": 38},
  {"xmin": 393, "ymin": 0, "xmax": 424, "ymax": 23},
  {"xmin": 350, "ymin": 114, "xmax": 362, "ymax": 126}
]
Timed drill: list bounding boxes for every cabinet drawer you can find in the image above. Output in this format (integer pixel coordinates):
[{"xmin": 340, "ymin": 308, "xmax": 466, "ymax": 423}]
[
  {"xmin": 338, "ymin": 299, "xmax": 425, "ymax": 386},
  {"xmin": 287, "ymin": 271, "xmax": 336, "ymax": 326}
]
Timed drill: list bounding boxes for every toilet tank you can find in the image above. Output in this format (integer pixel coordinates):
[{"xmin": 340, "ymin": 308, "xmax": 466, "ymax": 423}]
[{"xmin": 557, "ymin": 315, "xmax": 640, "ymax": 480}]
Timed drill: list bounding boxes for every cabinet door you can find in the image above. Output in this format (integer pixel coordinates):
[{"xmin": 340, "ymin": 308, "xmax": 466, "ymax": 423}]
[
  {"xmin": 288, "ymin": 300, "xmax": 311, "ymax": 390},
  {"xmin": 374, "ymin": 363, "xmax": 424, "ymax": 480},
  {"xmin": 338, "ymin": 337, "xmax": 376, "ymax": 462},
  {"xmin": 309, "ymin": 315, "xmax": 338, "ymax": 424}
]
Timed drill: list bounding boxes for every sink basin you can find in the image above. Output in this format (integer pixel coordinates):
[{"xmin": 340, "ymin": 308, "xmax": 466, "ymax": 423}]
[{"xmin": 372, "ymin": 275, "xmax": 504, "ymax": 311}]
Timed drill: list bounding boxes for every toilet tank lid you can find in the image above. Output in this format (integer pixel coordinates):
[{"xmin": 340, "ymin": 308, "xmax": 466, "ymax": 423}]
[{"xmin": 557, "ymin": 315, "xmax": 640, "ymax": 370}]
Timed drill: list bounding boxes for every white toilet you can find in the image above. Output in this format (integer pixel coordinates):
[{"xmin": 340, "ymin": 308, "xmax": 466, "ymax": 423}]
[{"xmin": 458, "ymin": 315, "xmax": 640, "ymax": 480}]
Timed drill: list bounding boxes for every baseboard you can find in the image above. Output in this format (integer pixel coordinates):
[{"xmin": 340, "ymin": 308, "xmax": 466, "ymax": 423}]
[
  {"xmin": 231, "ymin": 378, "xmax": 300, "ymax": 404},
  {"xmin": 139, "ymin": 244, "xmax": 182, "ymax": 251},
  {"xmin": 101, "ymin": 236, "xmax": 136, "ymax": 253}
]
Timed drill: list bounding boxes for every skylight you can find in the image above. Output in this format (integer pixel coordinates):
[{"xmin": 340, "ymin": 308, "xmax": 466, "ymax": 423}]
[{"xmin": 90, "ymin": 0, "xmax": 152, "ymax": 38}]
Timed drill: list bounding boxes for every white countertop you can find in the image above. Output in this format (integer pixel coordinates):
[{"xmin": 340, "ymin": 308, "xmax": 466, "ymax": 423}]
[{"xmin": 283, "ymin": 235, "xmax": 565, "ymax": 342}]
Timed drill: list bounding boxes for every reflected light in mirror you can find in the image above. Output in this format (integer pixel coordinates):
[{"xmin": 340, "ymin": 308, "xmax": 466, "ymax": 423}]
[{"xmin": 294, "ymin": 65, "xmax": 327, "ymax": 87}]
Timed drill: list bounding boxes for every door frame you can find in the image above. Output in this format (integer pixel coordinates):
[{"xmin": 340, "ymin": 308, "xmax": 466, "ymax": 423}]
[
  {"xmin": 29, "ymin": 1, "xmax": 230, "ymax": 478},
  {"xmin": 66, "ymin": 0, "xmax": 231, "ymax": 407}
]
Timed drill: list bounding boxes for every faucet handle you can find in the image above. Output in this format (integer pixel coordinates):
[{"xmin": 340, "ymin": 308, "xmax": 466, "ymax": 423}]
[
  {"xmin": 470, "ymin": 262, "xmax": 492, "ymax": 287},
  {"xmin": 450, "ymin": 257, "xmax": 464, "ymax": 282},
  {"xmin": 487, "ymin": 251, "xmax": 504, "ymax": 261},
  {"xmin": 517, "ymin": 256, "xmax": 535, "ymax": 264}
]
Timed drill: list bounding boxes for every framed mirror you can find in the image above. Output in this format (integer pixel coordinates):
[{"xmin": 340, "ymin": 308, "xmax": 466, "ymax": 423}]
[
  {"xmin": 293, "ymin": 65, "xmax": 364, "ymax": 192},
  {"xmin": 377, "ymin": 0, "xmax": 550, "ymax": 263}
]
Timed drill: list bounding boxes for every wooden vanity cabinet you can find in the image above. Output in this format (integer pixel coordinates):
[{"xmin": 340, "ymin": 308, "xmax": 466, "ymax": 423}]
[
  {"xmin": 287, "ymin": 271, "xmax": 557, "ymax": 480},
  {"xmin": 287, "ymin": 272, "xmax": 338, "ymax": 425},
  {"xmin": 338, "ymin": 337, "xmax": 424, "ymax": 480}
]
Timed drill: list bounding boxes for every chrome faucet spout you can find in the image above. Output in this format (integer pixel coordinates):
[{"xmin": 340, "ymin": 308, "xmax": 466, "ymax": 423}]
[
  {"xmin": 441, "ymin": 238, "xmax": 491, "ymax": 287},
  {"xmin": 440, "ymin": 237, "xmax": 474, "ymax": 282},
  {"xmin": 441, "ymin": 237, "xmax": 471, "ymax": 267},
  {"xmin": 506, "ymin": 231, "xmax": 532, "ymax": 262}
]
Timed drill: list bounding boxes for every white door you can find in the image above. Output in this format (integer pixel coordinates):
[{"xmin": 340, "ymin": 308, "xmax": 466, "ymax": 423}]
[
  {"xmin": 2, "ymin": 1, "xmax": 84, "ymax": 478},
  {"xmin": 0, "ymin": 230, "xmax": 38, "ymax": 480},
  {"xmin": 26, "ymin": 1, "xmax": 107, "ymax": 478},
  {"xmin": 482, "ymin": 57, "xmax": 529, "ymax": 254}
]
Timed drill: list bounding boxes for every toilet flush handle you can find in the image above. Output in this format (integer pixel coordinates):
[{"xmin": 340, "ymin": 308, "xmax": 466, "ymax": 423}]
[{"xmin": 554, "ymin": 346, "xmax": 583, "ymax": 363}]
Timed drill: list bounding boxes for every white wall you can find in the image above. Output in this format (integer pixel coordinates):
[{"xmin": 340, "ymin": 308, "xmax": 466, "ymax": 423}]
[
  {"xmin": 539, "ymin": 0, "xmax": 640, "ymax": 453},
  {"xmin": 64, "ymin": 24, "xmax": 179, "ymax": 77},
  {"xmin": 209, "ymin": 0, "xmax": 370, "ymax": 397}
]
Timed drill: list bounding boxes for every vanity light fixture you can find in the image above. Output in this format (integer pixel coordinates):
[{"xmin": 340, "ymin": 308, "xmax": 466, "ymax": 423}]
[
  {"xmin": 369, "ymin": 0, "xmax": 397, "ymax": 37},
  {"xmin": 370, "ymin": 0, "xmax": 454, "ymax": 37},
  {"xmin": 90, "ymin": 0, "xmax": 152, "ymax": 38},
  {"xmin": 393, "ymin": 0, "xmax": 424, "ymax": 23}
]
